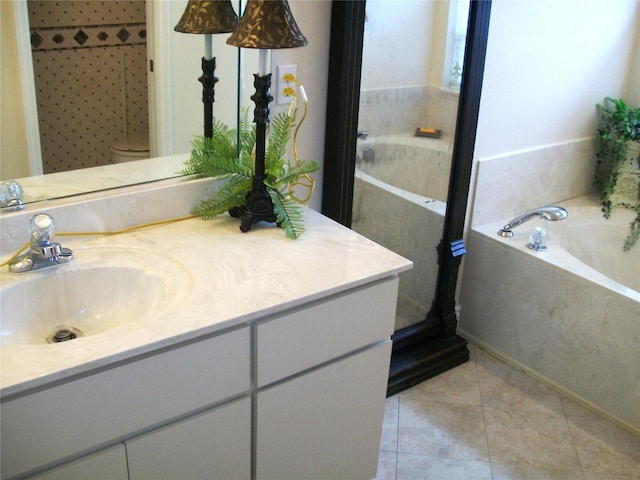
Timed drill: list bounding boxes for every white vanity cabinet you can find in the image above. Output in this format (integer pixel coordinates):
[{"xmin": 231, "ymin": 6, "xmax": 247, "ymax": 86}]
[
  {"xmin": 1, "ymin": 327, "xmax": 251, "ymax": 480},
  {"xmin": 126, "ymin": 397, "xmax": 252, "ymax": 480},
  {"xmin": 256, "ymin": 342, "xmax": 392, "ymax": 479},
  {"xmin": 2, "ymin": 277, "xmax": 401, "ymax": 480},
  {"xmin": 254, "ymin": 277, "xmax": 398, "ymax": 479}
]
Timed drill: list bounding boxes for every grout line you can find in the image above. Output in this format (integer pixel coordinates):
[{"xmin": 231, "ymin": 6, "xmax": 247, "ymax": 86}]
[
  {"xmin": 563, "ymin": 413, "xmax": 586, "ymax": 475},
  {"xmin": 471, "ymin": 347, "xmax": 496, "ymax": 478}
]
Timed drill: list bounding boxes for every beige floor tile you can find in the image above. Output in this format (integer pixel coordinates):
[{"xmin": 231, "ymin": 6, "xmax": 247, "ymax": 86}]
[
  {"xmin": 399, "ymin": 358, "xmax": 482, "ymax": 406},
  {"xmin": 396, "ymin": 453, "xmax": 492, "ymax": 480},
  {"xmin": 568, "ymin": 415, "xmax": 640, "ymax": 477},
  {"xmin": 492, "ymin": 462, "xmax": 586, "ymax": 479},
  {"xmin": 374, "ymin": 450, "xmax": 397, "ymax": 480},
  {"xmin": 378, "ymin": 346, "xmax": 638, "ymax": 480},
  {"xmin": 380, "ymin": 396, "xmax": 399, "ymax": 452},
  {"xmin": 476, "ymin": 349, "xmax": 565, "ymax": 415},
  {"xmin": 484, "ymin": 407, "xmax": 582, "ymax": 469},
  {"xmin": 398, "ymin": 398, "xmax": 489, "ymax": 461}
]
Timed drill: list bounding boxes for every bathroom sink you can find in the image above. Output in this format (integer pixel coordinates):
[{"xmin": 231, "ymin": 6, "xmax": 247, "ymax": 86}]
[{"xmin": 0, "ymin": 247, "xmax": 190, "ymax": 347}]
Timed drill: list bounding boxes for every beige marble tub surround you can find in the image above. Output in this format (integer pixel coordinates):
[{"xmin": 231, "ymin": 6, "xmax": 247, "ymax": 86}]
[
  {"xmin": 358, "ymin": 85, "xmax": 459, "ymax": 138},
  {"xmin": 472, "ymin": 138, "xmax": 596, "ymax": 226},
  {"xmin": 0, "ymin": 180, "xmax": 412, "ymax": 397},
  {"xmin": 459, "ymin": 230, "xmax": 640, "ymax": 434}
]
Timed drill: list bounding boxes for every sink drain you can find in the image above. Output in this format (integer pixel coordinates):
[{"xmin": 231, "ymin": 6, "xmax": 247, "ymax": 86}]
[{"xmin": 47, "ymin": 326, "xmax": 83, "ymax": 344}]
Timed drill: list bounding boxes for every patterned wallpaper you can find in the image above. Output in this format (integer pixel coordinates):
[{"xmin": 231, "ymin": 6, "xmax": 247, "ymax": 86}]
[{"xmin": 29, "ymin": 1, "xmax": 149, "ymax": 173}]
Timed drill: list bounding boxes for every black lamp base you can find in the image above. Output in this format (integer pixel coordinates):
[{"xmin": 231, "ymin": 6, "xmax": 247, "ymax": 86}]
[{"xmin": 229, "ymin": 186, "xmax": 277, "ymax": 232}]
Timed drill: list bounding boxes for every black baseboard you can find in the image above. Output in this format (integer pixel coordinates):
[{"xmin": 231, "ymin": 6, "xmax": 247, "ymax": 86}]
[{"xmin": 387, "ymin": 322, "xmax": 469, "ymax": 397}]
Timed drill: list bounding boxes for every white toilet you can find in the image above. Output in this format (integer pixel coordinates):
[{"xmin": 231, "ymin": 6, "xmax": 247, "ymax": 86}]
[{"xmin": 110, "ymin": 133, "xmax": 150, "ymax": 163}]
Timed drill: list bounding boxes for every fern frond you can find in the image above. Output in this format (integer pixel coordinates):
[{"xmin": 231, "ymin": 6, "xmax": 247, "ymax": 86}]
[
  {"xmin": 184, "ymin": 107, "xmax": 319, "ymax": 238},
  {"xmin": 217, "ymin": 176, "xmax": 253, "ymax": 200},
  {"xmin": 271, "ymin": 189, "xmax": 306, "ymax": 239},
  {"xmin": 272, "ymin": 160, "xmax": 321, "ymax": 187},
  {"xmin": 186, "ymin": 135, "xmax": 253, "ymax": 179},
  {"xmin": 265, "ymin": 112, "xmax": 294, "ymax": 175},
  {"xmin": 239, "ymin": 109, "xmax": 256, "ymax": 162},
  {"xmin": 192, "ymin": 196, "xmax": 241, "ymax": 219}
]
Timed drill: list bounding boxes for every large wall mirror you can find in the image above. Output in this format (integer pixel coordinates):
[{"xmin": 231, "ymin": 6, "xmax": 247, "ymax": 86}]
[
  {"xmin": 323, "ymin": 0, "xmax": 491, "ymax": 394},
  {"xmin": 1, "ymin": 0, "xmax": 256, "ymax": 205},
  {"xmin": 354, "ymin": 0, "xmax": 469, "ymax": 334}
]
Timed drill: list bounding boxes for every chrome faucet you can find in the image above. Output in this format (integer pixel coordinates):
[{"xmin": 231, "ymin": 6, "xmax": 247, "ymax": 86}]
[
  {"xmin": 356, "ymin": 130, "xmax": 369, "ymax": 140},
  {"xmin": 498, "ymin": 206, "xmax": 568, "ymax": 237},
  {"xmin": 8, "ymin": 213, "xmax": 73, "ymax": 273},
  {"xmin": 0, "ymin": 181, "xmax": 24, "ymax": 212}
]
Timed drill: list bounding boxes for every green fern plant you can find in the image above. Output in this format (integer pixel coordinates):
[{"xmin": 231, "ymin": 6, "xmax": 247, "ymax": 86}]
[
  {"xmin": 594, "ymin": 97, "xmax": 640, "ymax": 251},
  {"xmin": 183, "ymin": 110, "xmax": 320, "ymax": 239}
]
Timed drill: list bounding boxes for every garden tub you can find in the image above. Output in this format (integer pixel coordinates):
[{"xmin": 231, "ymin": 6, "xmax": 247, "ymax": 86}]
[{"xmin": 459, "ymin": 193, "xmax": 640, "ymax": 434}]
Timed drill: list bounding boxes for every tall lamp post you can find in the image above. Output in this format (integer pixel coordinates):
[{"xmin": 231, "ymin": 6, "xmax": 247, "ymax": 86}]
[
  {"xmin": 226, "ymin": 0, "xmax": 307, "ymax": 232},
  {"xmin": 174, "ymin": 0, "xmax": 239, "ymax": 138}
]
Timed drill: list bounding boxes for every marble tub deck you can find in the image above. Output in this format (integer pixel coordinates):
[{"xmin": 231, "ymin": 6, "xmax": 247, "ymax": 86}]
[{"xmin": 375, "ymin": 344, "xmax": 640, "ymax": 480}]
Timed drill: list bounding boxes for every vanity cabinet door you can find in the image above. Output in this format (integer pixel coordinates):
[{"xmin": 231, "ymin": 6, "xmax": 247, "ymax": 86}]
[
  {"xmin": 1, "ymin": 327, "xmax": 250, "ymax": 480},
  {"xmin": 255, "ymin": 277, "xmax": 398, "ymax": 387},
  {"xmin": 126, "ymin": 397, "xmax": 251, "ymax": 480},
  {"xmin": 255, "ymin": 341, "xmax": 392, "ymax": 480},
  {"xmin": 30, "ymin": 444, "xmax": 128, "ymax": 480}
]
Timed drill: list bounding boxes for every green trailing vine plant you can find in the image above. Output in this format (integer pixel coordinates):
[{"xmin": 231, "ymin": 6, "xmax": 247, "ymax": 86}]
[
  {"xmin": 594, "ymin": 97, "xmax": 640, "ymax": 251},
  {"xmin": 183, "ymin": 109, "xmax": 320, "ymax": 239}
]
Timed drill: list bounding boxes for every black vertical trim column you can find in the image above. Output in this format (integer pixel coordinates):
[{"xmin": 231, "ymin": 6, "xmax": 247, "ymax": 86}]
[{"xmin": 321, "ymin": 1, "xmax": 366, "ymax": 227}]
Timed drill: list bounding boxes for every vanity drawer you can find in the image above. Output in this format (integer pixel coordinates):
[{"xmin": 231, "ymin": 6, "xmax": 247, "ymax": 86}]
[
  {"xmin": 255, "ymin": 276, "xmax": 398, "ymax": 387},
  {"xmin": 1, "ymin": 326, "xmax": 250, "ymax": 480}
]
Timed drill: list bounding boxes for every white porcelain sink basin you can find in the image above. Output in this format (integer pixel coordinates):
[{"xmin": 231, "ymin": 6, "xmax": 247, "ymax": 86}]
[{"xmin": 0, "ymin": 247, "xmax": 190, "ymax": 347}]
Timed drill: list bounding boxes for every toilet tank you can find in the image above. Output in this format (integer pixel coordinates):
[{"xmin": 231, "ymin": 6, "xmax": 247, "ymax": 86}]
[{"xmin": 110, "ymin": 133, "xmax": 150, "ymax": 163}]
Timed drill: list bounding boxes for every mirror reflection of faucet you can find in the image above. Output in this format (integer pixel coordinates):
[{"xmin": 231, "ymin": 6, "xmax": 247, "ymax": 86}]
[
  {"xmin": 359, "ymin": 147, "xmax": 375, "ymax": 163},
  {"xmin": 0, "ymin": 181, "xmax": 24, "ymax": 212},
  {"xmin": 355, "ymin": 131, "xmax": 374, "ymax": 163}
]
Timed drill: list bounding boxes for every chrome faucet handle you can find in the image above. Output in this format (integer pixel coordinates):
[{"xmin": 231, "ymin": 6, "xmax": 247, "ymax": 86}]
[{"xmin": 31, "ymin": 213, "xmax": 56, "ymax": 247}]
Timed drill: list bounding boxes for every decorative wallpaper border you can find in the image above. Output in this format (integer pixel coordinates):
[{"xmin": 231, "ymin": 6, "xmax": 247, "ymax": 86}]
[{"xmin": 31, "ymin": 24, "xmax": 146, "ymax": 52}]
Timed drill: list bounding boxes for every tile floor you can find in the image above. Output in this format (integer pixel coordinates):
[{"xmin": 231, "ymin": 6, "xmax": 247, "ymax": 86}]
[{"xmin": 375, "ymin": 344, "xmax": 640, "ymax": 480}]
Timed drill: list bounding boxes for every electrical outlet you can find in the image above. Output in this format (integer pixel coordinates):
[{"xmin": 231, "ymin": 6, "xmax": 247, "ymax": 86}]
[{"xmin": 276, "ymin": 64, "xmax": 297, "ymax": 105}]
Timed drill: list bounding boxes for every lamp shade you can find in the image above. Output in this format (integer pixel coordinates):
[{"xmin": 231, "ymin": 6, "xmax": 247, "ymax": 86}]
[
  {"xmin": 226, "ymin": 0, "xmax": 307, "ymax": 49},
  {"xmin": 174, "ymin": 0, "xmax": 238, "ymax": 34}
]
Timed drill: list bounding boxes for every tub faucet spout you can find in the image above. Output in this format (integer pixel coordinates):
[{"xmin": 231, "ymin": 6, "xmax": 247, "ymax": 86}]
[
  {"xmin": 8, "ymin": 213, "xmax": 73, "ymax": 273},
  {"xmin": 357, "ymin": 130, "xmax": 369, "ymax": 140},
  {"xmin": 498, "ymin": 206, "xmax": 568, "ymax": 237}
]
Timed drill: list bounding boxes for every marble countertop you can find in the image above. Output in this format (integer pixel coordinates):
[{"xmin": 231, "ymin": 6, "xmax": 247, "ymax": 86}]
[{"xmin": 0, "ymin": 208, "xmax": 411, "ymax": 397}]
